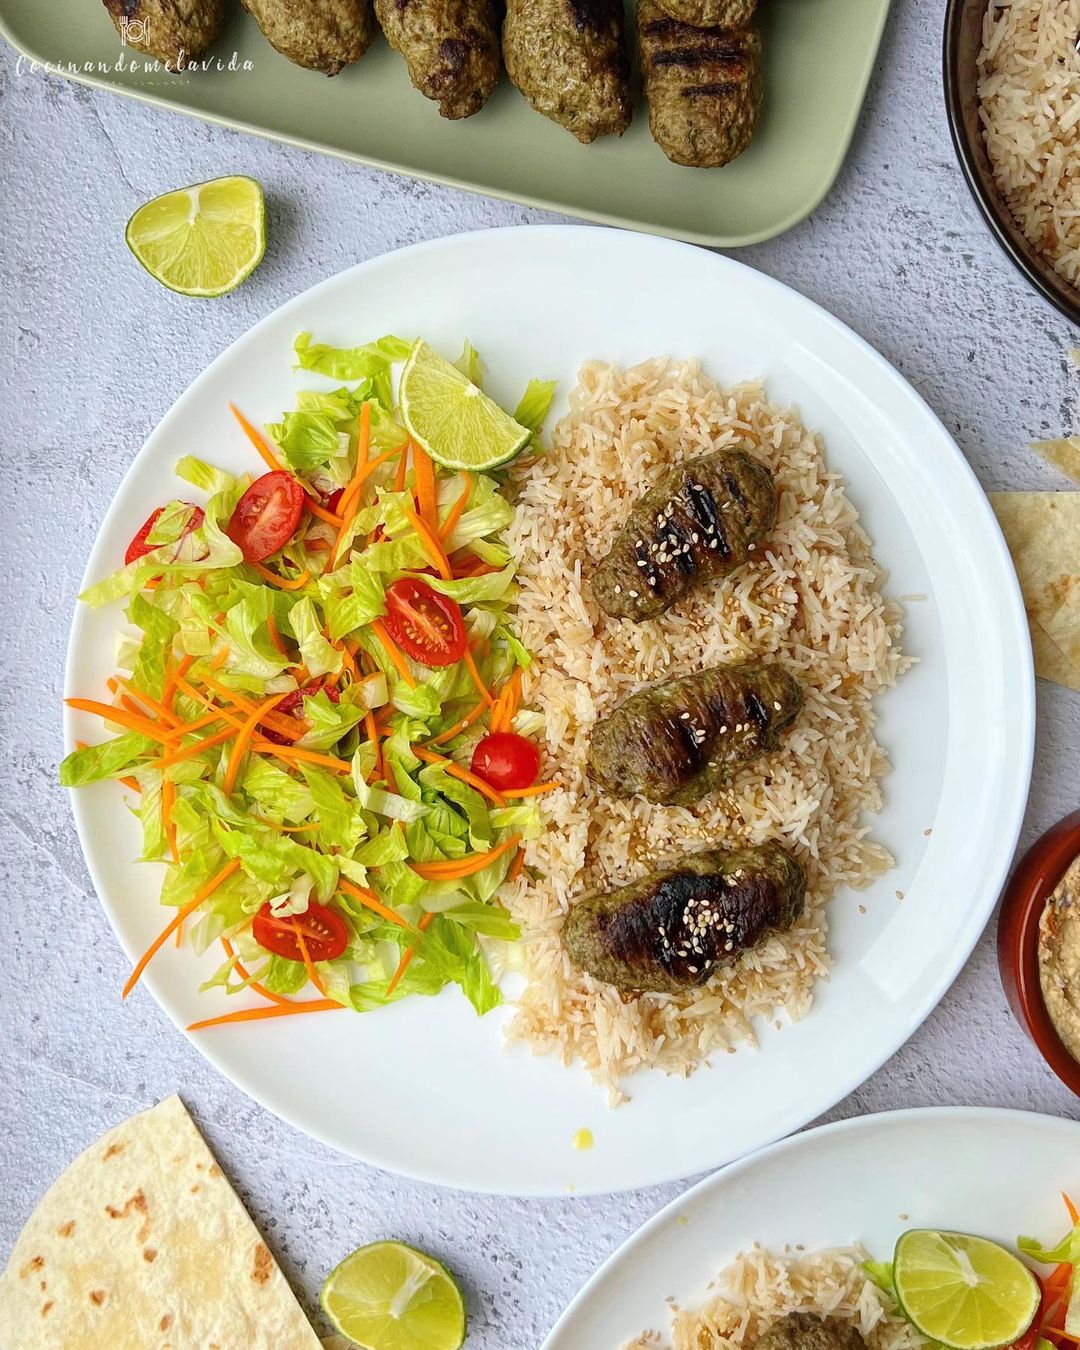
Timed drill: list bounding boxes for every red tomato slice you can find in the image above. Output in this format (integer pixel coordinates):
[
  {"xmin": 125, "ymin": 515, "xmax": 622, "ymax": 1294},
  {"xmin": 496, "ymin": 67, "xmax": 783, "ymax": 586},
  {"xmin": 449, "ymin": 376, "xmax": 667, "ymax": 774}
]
[
  {"xmin": 470, "ymin": 732, "xmax": 541, "ymax": 791},
  {"xmin": 252, "ymin": 902, "xmax": 349, "ymax": 963},
  {"xmin": 260, "ymin": 682, "xmax": 340, "ymax": 746},
  {"xmin": 226, "ymin": 471, "xmax": 305, "ymax": 563},
  {"xmin": 326, "ymin": 488, "xmax": 345, "ymax": 515},
  {"xmin": 125, "ymin": 504, "xmax": 205, "ymax": 566},
  {"xmin": 383, "ymin": 578, "xmax": 466, "ymax": 667}
]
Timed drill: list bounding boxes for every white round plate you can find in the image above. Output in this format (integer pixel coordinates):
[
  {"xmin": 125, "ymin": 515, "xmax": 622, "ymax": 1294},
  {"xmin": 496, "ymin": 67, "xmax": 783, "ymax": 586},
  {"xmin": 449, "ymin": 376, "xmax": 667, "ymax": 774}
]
[
  {"xmin": 65, "ymin": 226, "xmax": 1034, "ymax": 1195},
  {"xmin": 542, "ymin": 1107, "xmax": 1080, "ymax": 1348}
]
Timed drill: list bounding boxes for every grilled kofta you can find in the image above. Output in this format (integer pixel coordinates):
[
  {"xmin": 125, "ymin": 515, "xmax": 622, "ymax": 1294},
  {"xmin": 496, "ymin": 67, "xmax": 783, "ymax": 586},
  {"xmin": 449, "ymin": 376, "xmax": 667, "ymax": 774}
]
[
  {"xmin": 651, "ymin": 0, "xmax": 755, "ymax": 29},
  {"xmin": 757, "ymin": 1316, "xmax": 868, "ymax": 1350},
  {"xmin": 241, "ymin": 0, "xmax": 376, "ymax": 75},
  {"xmin": 592, "ymin": 448, "xmax": 775, "ymax": 622},
  {"xmin": 375, "ymin": 0, "xmax": 501, "ymax": 119},
  {"xmin": 102, "ymin": 0, "xmax": 227, "ymax": 68},
  {"xmin": 638, "ymin": 0, "xmax": 763, "ymax": 169},
  {"xmin": 503, "ymin": 0, "xmax": 632, "ymax": 144},
  {"xmin": 563, "ymin": 842, "xmax": 806, "ymax": 993},
  {"xmin": 588, "ymin": 662, "xmax": 801, "ymax": 806}
]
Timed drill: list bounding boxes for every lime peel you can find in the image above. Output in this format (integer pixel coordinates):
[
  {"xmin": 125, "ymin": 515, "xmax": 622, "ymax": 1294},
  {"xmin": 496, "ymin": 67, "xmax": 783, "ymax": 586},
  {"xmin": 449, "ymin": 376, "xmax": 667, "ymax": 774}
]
[
  {"xmin": 125, "ymin": 175, "xmax": 266, "ymax": 298},
  {"xmin": 400, "ymin": 339, "xmax": 531, "ymax": 472},
  {"xmin": 320, "ymin": 1240, "xmax": 466, "ymax": 1350},
  {"xmin": 892, "ymin": 1230, "xmax": 1040, "ymax": 1350}
]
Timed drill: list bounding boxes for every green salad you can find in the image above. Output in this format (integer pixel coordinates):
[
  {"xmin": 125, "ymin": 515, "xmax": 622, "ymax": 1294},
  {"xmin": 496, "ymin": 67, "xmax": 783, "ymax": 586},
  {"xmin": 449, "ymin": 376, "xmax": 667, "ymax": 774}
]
[{"xmin": 61, "ymin": 334, "xmax": 556, "ymax": 1029}]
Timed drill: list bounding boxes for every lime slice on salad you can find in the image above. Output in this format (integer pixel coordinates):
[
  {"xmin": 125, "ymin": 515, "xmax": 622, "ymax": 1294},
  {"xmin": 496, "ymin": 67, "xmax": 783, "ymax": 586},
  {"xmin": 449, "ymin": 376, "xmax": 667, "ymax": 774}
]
[
  {"xmin": 892, "ymin": 1230, "xmax": 1040, "ymax": 1350},
  {"xmin": 125, "ymin": 176, "xmax": 266, "ymax": 297},
  {"xmin": 320, "ymin": 1241, "xmax": 466, "ymax": 1350},
  {"xmin": 400, "ymin": 339, "xmax": 531, "ymax": 471}
]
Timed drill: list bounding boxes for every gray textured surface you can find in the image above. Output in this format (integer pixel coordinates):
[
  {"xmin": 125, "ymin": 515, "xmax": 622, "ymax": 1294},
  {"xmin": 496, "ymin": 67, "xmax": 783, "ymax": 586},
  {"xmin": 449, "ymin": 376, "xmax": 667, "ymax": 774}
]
[{"xmin": 1, "ymin": 1, "xmax": 1078, "ymax": 1345}]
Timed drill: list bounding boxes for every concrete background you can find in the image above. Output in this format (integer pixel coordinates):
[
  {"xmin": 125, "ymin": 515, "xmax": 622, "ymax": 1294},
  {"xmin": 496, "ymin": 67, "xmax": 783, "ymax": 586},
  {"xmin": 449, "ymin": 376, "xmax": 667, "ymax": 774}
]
[{"xmin": 2, "ymin": 0, "xmax": 1078, "ymax": 1345}]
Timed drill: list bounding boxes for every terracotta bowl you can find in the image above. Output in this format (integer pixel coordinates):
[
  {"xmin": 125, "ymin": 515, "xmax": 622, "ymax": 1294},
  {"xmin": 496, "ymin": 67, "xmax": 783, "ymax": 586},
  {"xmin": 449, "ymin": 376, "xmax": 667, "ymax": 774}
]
[
  {"xmin": 997, "ymin": 811, "xmax": 1080, "ymax": 1097},
  {"xmin": 943, "ymin": 0, "xmax": 1080, "ymax": 327}
]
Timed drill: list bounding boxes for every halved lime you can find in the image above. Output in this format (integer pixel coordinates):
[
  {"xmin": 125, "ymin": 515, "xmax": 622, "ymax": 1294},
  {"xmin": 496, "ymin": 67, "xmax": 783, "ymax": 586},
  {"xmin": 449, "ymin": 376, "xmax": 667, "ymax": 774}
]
[
  {"xmin": 125, "ymin": 176, "xmax": 266, "ymax": 297},
  {"xmin": 320, "ymin": 1241, "xmax": 466, "ymax": 1350},
  {"xmin": 400, "ymin": 339, "xmax": 531, "ymax": 472},
  {"xmin": 892, "ymin": 1230, "xmax": 1040, "ymax": 1350}
]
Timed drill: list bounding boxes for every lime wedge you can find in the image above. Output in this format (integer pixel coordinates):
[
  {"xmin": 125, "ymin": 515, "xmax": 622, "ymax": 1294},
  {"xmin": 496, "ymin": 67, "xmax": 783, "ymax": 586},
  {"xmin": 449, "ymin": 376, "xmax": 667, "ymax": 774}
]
[
  {"xmin": 400, "ymin": 339, "xmax": 531, "ymax": 472},
  {"xmin": 893, "ymin": 1230, "xmax": 1040, "ymax": 1350},
  {"xmin": 125, "ymin": 176, "xmax": 266, "ymax": 297},
  {"xmin": 320, "ymin": 1241, "xmax": 466, "ymax": 1350}
]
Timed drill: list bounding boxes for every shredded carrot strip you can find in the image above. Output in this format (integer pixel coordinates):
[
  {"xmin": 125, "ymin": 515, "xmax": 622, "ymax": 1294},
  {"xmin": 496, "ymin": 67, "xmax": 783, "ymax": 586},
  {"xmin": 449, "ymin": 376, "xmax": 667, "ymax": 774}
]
[
  {"xmin": 158, "ymin": 725, "xmax": 236, "ymax": 767},
  {"xmin": 411, "ymin": 834, "xmax": 521, "ymax": 881},
  {"xmin": 411, "ymin": 443, "xmax": 438, "ymax": 531},
  {"xmin": 162, "ymin": 653, "xmax": 196, "ymax": 712},
  {"xmin": 305, "ymin": 500, "xmax": 345, "ymax": 528},
  {"xmin": 394, "ymin": 440, "xmax": 410, "ymax": 492},
  {"xmin": 66, "ymin": 698, "xmax": 171, "ymax": 744},
  {"xmin": 461, "ymin": 646, "xmax": 495, "ymax": 708},
  {"xmin": 331, "ymin": 446, "xmax": 402, "ymax": 567},
  {"xmin": 489, "ymin": 668, "xmax": 522, "ymax": 734},
  {"xmin": 402, "ymin": 506, "xmax": 453, "ymax": 580},
  {"xmin": 290, "ymin": 919, "xmax": 328, "ymax": 996},
  {"xmin": 266, "ymin": 614, "xmax": 289, "ymax": 658},
  {"xmin": 413, "ymin": 745, "xmax": 506, "ymax": 806},
  {"xmin": 162, "ymin": 709, "xmax": 225, "ymax": 740},
  {"xmin": 503, "ymin": 781, "xmax": 559, "ymax": 798},
  {"xmin": 251, "ymin": 741, "xmax": 351, "ymax": 774},
  {"xmin": 338, "ymin": 877, "xmax": 410, "ymax": 929},
  {"xmin": 371, "ymin": 619, "xmax": 416, "ymax": 687},
  {"xmin": 123, "ymin": 858, "xmax": 242, "ymax": 999},
  {"xmin": 428, "ymin": 699, "xmax": 488, "ymax": 746},
  {"xmin": 251, "ymin": 561, "xmax": 311, "ymax": 591},
  {"xmin": 220, "ymin": 936, "xmax": 291, "ymax": 1006},
  {"xmin": 230, "ymin": 403, "xmax": 286, "ymax": 474},
  {"xmin": 508, "ymin": 846, "xmax": 525, "ymax": 882},
  {"xmin": 192, "ymin": 672, "xmax": 304, "ymax": 742},
  {"xmin": 187, "ymin": 999, "xmax": 342, "ymax": 1031},
  {"xmin": 439, "ymin": 475, "xmax": 472, "ymax": 542},
  {"xmin": 223, "ymin": 692, "xmax": 290, "ymax": 795},
  {"xmin": 386, "ymin": 911, "xmax": 434, "ymax": 997},
  {"xmin": 115, "ymin": 676, "xmax": 183, "ymax": 729},
  {"xmin": 1065, "ymin": 1193, "xmax": 1079, "ymax": 1225}
]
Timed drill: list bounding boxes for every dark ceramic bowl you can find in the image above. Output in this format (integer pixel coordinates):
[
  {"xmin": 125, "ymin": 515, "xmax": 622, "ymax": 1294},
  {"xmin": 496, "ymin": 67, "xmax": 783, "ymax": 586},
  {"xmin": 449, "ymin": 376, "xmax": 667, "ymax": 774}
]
[
  {"xmin": 943, "ymin": 0, "xmax": 1080, "ymax": 328},
  {"xmin": 997, "ymin": 811, "xmax": 1080, "ymax": 1098}
]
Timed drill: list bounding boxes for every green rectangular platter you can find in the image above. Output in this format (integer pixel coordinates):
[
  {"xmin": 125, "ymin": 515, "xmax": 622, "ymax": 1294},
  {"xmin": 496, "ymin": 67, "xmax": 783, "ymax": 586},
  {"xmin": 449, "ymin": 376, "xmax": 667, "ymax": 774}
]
[{"xmin": 0, "ymin": 0, "xmax": 890, "ymax": 247}]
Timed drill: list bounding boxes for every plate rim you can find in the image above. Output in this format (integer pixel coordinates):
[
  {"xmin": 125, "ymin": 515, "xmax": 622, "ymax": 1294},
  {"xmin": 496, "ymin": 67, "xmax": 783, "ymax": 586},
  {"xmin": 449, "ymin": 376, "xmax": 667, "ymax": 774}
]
[
  {"xmin": 540, "ymin": 1105, "xmax": 1080, "ymax": 1346},
  {"xmin": 0, "ymin": 3, "xmax": 892, "ymax": 249},
  {"xmin": 62, "ymin": 225, "xmax": 1035, "ymax": 1194}
]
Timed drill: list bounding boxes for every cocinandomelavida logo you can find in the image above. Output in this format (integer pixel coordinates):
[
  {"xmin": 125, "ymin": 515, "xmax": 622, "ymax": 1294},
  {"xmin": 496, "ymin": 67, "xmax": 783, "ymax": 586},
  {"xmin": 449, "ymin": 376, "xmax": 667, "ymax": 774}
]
[{"xmin": 15, "ymin": 15, "xmax": 255, "ymax": 78}]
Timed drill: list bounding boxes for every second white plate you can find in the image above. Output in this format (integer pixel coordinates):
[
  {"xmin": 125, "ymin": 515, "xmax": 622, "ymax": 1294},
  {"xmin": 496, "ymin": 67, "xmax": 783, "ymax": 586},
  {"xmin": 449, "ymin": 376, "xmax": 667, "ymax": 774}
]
[
  {"xmin": 543, "ymin": 1107, "xmax": 1080, "ymax": 1347},
  {"xmin": 65, "ymin": 227, "xmax": 1034, "ymax": 1194}
]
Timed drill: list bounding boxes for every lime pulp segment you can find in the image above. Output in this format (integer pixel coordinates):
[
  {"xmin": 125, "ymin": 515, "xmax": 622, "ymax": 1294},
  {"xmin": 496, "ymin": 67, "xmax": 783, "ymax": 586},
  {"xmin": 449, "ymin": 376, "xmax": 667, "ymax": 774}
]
[
  {"xmin": 125, "ymin": 176, "xmax": 266, "ymax": 298},
  {"xmin": 892, "ymin": 1230, "xmax": 1040, "ymax": 1350}
]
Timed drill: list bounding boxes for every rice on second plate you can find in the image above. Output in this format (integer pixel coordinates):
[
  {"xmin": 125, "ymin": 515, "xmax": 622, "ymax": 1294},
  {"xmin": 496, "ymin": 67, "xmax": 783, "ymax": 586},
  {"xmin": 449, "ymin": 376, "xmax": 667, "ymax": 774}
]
[
  {"xmin": 978, "ymin": 0, "xmax": 1080, "ymax": 287},
  {"xmin": 501, "ymin": 357, "xmax": 907, "ymax": 1097},
  {"xmin": 624, "ymin": 1246, "xmax": 925, "ymax": 1350}
]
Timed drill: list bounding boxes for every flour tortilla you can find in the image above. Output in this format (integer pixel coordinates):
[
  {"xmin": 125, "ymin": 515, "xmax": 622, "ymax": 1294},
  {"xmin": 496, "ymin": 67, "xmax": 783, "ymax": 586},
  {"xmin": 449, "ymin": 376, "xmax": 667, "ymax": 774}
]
[
  {"xmin": 990, "ymin": 491, "xmax": 1080, "ymax": 693},
  {"xmin": 0, "ymin": 1095, "xmax": 322, "ymax": 1349}
]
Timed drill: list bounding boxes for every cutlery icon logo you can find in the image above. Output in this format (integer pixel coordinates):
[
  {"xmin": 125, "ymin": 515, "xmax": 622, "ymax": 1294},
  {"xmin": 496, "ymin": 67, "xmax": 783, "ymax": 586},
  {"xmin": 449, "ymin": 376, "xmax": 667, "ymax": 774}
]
[{"xmin": 118, "ymin": 15, "xmax": 150, "ymax": 47}]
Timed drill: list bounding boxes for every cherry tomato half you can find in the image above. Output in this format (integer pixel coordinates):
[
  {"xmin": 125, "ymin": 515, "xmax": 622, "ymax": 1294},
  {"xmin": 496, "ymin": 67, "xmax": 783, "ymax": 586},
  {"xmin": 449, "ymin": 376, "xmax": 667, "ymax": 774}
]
[
  {"xmin": 471, "ymin": 732, "xmax": 541, "ymax": 791},
  {"xmin": 260, "ymin": 682, "xmax": 340, "ymax": 746},
  {"xmin": 226, "ymin": 471, "xmax": 305, "ymax": 563},
  {"xmin": 125, "ymin": 504, "xmax": 205, "ymax": 566},
  {"xmin": 252, "ymin": 901, "xmax": 349, "ymax": 964},
  {"xmin": 383, "ymin": 577, "xmax": 466, "ymax": 667}
]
